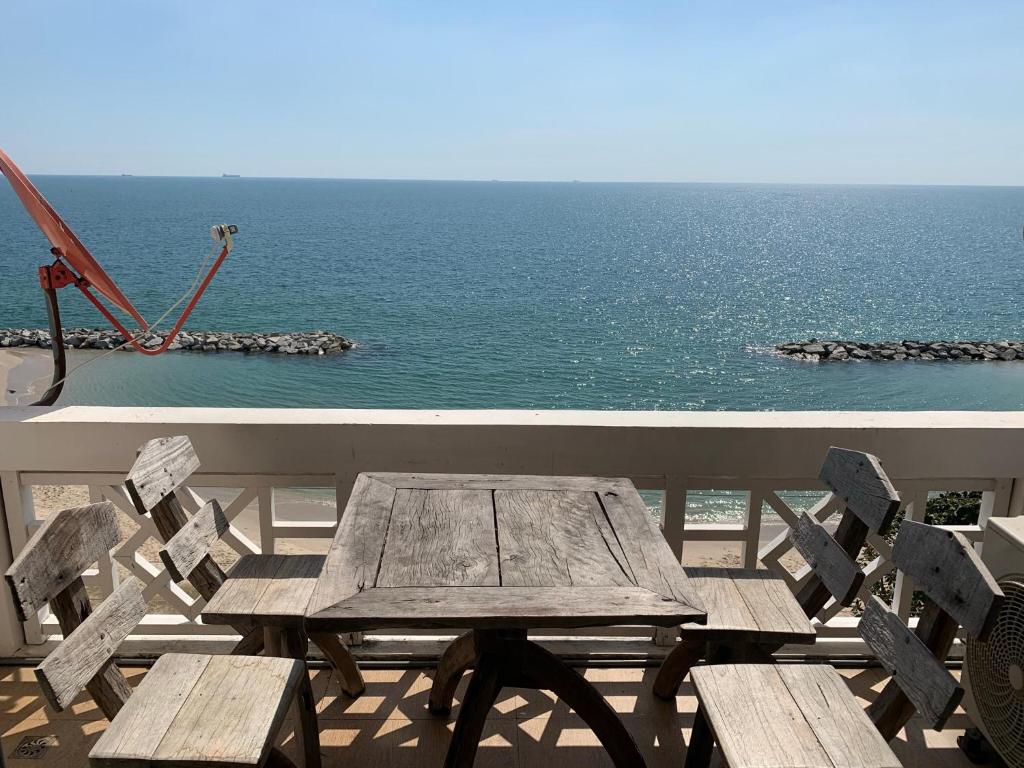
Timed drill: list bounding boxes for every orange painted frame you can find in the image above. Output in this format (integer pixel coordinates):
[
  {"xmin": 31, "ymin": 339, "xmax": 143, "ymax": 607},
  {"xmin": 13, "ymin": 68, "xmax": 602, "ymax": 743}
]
[{"xmin": 1, "ymin": 147, "xmax": 232, "ymax": 356}]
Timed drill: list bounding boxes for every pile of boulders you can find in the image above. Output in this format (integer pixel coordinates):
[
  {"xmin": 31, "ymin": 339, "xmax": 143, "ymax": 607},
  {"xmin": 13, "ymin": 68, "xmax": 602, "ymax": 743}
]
[
  {"xmin": 777, "ymin": 339, "xmax": 1024, "ymax": 362},
  {"xmin": 0, "ymin": 328, "xmax": 354, "ymax": 355}
]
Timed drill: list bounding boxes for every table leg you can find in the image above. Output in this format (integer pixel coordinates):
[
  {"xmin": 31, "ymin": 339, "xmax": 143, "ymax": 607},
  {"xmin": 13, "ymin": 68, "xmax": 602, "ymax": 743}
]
[
  {"xmin": 443, "ymin": 652, "xmax": 503, "ymax": 768},
  {"xmin": 516, "ymin": 640, "xmax": 644, "ymax": 768},
  {"xmin": 309, "ymin": 632, "xmax": 365, "ymax": 698},
  {"xmin": 442, "ymin": 630, "xmax": 645, "ymax": 768},
  {"xmin": 430, "ymin": 631, "xmax": 477, "ymax": 715},
  {"xmin": 652, "ymin": 635, "xmax": 704, "ymax": 700},
  {"xmin": 655, "ymin": 634, "xmax": 780, "ymax": 700}
]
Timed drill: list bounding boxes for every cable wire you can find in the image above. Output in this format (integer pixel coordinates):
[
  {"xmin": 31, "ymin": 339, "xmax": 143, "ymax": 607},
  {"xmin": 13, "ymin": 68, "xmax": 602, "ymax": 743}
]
[{"xmin": 18, "ymin": 241, "xmax": 223, "ymax": 398}]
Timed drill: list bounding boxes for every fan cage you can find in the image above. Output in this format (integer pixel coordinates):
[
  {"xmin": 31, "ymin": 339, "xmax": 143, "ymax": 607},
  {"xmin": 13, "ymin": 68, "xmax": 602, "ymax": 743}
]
[{"xmin": 966, "ymin": 576, "xmax": 1024, "ymax": 768}]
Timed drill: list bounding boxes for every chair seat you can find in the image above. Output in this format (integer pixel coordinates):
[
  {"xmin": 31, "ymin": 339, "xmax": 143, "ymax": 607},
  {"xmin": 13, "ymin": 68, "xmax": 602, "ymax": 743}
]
[
  {"xmin": 89, "ymin": 653, "xmax": 303, "ymax": 767},
  {"xmin": 690, "ymin": 663, "xmax": 901, "ymax": 768},
  {"xmin": 202, "ymin": 554, "xmax": 325, "ymax": 629},
  {"xmin": 682, "ymin": 566, "xmax": 816, "ymax": 644}
]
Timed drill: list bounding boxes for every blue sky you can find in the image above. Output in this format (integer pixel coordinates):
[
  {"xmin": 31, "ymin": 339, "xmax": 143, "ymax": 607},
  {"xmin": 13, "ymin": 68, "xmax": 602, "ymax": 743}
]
[{"xmin": 2, "ymin": 1, "xmax": 1021, "ymax": 184}]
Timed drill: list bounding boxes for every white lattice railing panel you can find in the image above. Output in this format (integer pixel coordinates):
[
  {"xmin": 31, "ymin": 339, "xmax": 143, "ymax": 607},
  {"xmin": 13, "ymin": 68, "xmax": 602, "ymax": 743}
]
[
  {"xmin": 1, "ymin": 475, "xmax": 339, "ymax": 642},
  {"xmin": 1, "ymin": 408, "xmax": 1022, "ymax": 657},
  {"xmin": 0, "ymin": 472, "xmax": 1010, "ymax": 648}
]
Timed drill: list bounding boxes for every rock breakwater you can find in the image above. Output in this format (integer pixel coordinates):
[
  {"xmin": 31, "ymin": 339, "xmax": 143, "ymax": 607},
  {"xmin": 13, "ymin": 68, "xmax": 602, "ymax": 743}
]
[
  {"xmin": 777, "ymin": 340, "xmax": 1024, "ymax": 362},
  {"xmin": 0, "ymin": 328, "xmax": 354, "ymax": 355}
]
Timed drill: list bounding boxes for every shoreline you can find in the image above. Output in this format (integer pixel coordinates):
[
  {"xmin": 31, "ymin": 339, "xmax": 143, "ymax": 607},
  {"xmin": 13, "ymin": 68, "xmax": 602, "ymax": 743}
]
[{"xmin": 0, "ymin": 349, "xmax": 54, "ymax": 405}]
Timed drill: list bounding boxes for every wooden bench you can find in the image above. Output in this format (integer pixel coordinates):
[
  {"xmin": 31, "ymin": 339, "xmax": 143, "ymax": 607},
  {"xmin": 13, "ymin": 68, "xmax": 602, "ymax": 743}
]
[
  {"xmin": 684, "ymin": 519, "xmax": 1005, "ymax": 768},
  {"xmin": 125, "ymin": 435, "xmax": 364, "ymax": 697},
  {"xmin": 4, "ymin": 502, "xmax": 321, "ymax": 768},
  {"xmin": 654, "ymin": 446, "xmax": 901, "ymax": 698}
]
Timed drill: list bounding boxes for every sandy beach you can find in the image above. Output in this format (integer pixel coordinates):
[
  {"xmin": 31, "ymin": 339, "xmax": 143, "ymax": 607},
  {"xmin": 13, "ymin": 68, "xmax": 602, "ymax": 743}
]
[{"xmin": 0, "ymin": 348, "xmax": 54, "ymax": 405}]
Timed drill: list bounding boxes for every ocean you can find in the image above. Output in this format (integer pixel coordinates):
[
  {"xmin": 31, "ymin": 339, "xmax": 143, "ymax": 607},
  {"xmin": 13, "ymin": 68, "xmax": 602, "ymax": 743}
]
[{"xmin": 2, "ymin": 175, "xmax": 1024, "ymax": 411}]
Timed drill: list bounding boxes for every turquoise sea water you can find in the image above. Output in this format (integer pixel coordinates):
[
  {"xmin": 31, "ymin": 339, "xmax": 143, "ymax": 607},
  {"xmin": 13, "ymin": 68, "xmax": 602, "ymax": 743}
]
[{"xmin": 2, "ymin": 176, "xmax": 1024, "ymax": 410}]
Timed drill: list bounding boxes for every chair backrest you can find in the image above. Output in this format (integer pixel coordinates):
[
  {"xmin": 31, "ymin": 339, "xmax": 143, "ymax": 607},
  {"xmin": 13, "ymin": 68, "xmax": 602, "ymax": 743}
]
[
  {"xmin": 160, "ymin": 499, "xmax": 229, "ymax": 584},
  {"xmin": 790, "ymin": 447, "xmax": 901, "ymax": 617},
  {"xmin": 860, "ymin": 520, "xmax": 1004, "ymax": 740},
  {"xmin": 125, "ymin": 435, "xmax": 228, "ymax": 600},
  {"xmin": 126, "ymin": 436, "xmax": 266, "ymax": 656},
  {"xmin": 36, "ymin": 580, "xmax": 147, "ymax": 716},
  {"xmin": 4, "ymin": 503, "xmax": 147, "ymax": 718}
]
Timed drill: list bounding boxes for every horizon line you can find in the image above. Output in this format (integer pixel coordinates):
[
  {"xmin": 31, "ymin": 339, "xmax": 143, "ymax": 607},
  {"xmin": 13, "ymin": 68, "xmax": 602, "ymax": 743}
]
[{"xmin": 21, "ymin": 172, "xmax": 1024, "ymax": 189}]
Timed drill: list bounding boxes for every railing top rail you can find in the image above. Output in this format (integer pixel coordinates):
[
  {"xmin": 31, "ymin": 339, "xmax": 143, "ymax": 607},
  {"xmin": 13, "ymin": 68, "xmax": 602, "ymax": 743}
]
[
  {"xmin": 4, "ymin": 406, "xmax": 1024, "ymax": 429},
  {"xmin": 2, "ymin": 408, "xmax": 1024, "ymax": 481}
]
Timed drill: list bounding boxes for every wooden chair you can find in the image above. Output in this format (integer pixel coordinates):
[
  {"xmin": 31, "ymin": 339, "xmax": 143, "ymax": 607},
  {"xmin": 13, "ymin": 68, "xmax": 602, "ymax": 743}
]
[
  {"xmin": 684, "ymin": 519, "xmax": 1005, "ymax": 768},
  {"xmin": 654, "ymin": 446, "xmax": 901, "ymax": 699},
  {"xmin": 4, "ymin": 502, "xmax": 321, "ymax": 768},
  {"xmin": 124, "ymin": 435, "xmax": 365, "ymax": 698}
]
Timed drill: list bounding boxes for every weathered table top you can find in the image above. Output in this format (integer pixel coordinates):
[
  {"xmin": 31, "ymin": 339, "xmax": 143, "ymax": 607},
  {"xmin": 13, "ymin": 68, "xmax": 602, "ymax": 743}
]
[{"xmin": 305, "ymin": 473, "xmax": 707, "ymax": 632}]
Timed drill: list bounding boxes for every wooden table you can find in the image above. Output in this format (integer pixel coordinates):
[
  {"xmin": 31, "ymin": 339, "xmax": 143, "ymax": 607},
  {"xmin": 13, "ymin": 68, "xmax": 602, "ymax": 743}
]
[{"xmin": 306, "ymin": 473, "xmax": 707, "ymax": 768}]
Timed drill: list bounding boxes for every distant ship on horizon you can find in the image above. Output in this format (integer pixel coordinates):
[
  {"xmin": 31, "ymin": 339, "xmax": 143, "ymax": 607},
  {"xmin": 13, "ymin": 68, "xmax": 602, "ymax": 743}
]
[{"xmin": 222, "ymin": 173, "xmax": 240, "ymax": 178}]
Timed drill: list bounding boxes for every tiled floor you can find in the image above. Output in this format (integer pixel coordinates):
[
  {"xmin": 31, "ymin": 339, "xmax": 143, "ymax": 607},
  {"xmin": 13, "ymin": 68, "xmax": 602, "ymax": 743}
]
[{"xmin": 0, "ymin": 663, "xmax": 978, "ymax": 767}]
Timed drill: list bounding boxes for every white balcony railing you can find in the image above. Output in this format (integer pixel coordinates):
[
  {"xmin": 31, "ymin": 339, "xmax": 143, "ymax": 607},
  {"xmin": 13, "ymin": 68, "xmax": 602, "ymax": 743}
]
[{"xmin": 1, "ymin": 407, "xmax": 1022, "ymax": 660}]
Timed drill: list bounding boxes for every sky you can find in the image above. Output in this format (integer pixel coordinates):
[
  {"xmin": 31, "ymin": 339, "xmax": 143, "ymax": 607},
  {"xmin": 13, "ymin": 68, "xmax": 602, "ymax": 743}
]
[{"xmin": 1, "ymin": 1, "xmax": 1022, "ymax": 184}]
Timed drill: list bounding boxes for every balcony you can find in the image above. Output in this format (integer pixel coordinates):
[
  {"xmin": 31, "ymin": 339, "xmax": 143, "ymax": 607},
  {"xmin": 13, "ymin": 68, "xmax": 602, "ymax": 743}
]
[{"xmin": 0, "ymin": 406, "xmax": 1018, "ymax": 766}]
